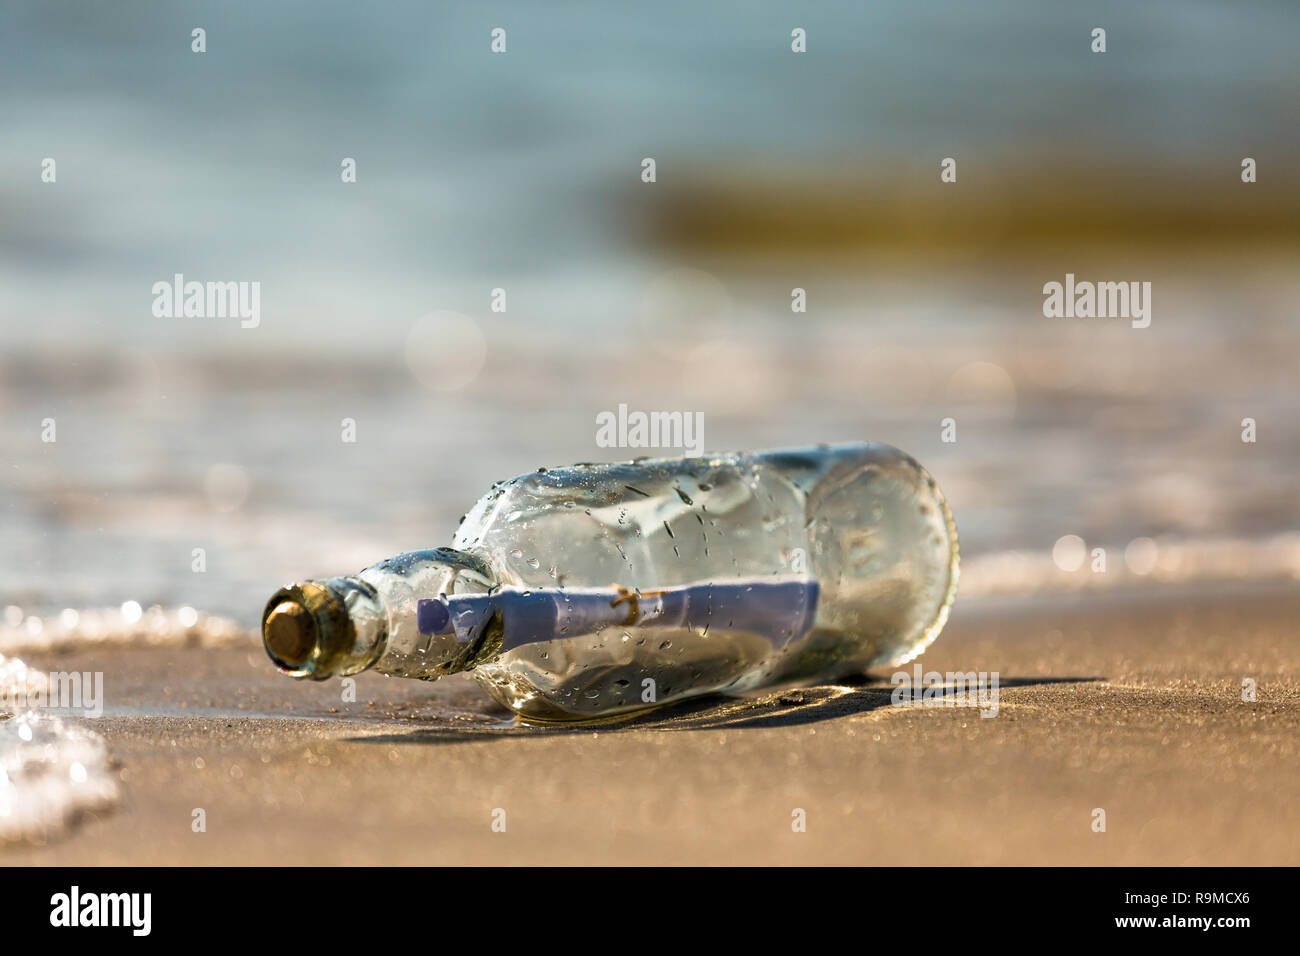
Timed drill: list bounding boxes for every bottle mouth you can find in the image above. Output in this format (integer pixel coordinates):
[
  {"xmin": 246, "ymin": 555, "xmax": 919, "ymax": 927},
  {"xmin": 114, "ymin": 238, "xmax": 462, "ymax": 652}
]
[{"xmin": 262, "ymin": 577, "xmax": 384, "ymax": 679}]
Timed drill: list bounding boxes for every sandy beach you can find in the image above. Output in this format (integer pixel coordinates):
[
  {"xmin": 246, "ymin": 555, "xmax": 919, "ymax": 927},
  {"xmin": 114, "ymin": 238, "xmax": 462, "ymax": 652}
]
[{"xmin": 5, "ymin": 582, "xmax": 1296, "ymax": 866}]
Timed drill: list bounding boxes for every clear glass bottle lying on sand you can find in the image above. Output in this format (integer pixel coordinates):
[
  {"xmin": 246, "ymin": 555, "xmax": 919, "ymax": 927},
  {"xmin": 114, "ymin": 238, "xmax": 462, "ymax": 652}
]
[{"xmin": 262, "ymin": 442, "xmax": 959, "ymax": 721}]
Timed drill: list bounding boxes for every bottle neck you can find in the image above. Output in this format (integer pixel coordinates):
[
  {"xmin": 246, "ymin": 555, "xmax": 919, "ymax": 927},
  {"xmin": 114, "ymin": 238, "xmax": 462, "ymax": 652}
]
[{"xmin": 263, "ymin": 547, "xmax": 499, "ymax": 681}]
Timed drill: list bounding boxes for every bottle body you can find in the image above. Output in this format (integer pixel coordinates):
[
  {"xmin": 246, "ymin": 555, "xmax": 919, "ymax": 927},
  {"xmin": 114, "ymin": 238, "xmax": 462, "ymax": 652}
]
[{"xmin": 263, "ymin": 443, "xmax": 959, "ymax": 721}]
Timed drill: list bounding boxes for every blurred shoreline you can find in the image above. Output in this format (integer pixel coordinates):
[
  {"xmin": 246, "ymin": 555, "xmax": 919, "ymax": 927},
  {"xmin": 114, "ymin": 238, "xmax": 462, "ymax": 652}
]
[
  {"xmin": 5, "ymin": 298, "xmax": 1298, "ymax": 621},
  {"xmin": 641, "ymin": 162, "xmax": 1300, "ymax": 266}
]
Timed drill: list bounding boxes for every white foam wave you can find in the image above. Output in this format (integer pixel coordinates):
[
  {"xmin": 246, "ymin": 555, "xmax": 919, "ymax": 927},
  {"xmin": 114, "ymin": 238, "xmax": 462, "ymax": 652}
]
[
  {"xmin": 0, "ymin": 604, "xmax": 255, "ymax": 656},
  {"xmin": 960, "ymin": 531, "xmax": 1300, "ymax": 598},
  {"xmin": 0, "ymin": 655, "xmax": 121, "ymax": 845}
]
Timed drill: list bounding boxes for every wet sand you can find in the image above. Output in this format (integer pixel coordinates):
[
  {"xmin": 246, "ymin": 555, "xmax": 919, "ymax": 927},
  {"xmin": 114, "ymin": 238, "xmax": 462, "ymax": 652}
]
[{"xmin": 5, "ymin": 584, "xmax": 1298, "ymax": 866}]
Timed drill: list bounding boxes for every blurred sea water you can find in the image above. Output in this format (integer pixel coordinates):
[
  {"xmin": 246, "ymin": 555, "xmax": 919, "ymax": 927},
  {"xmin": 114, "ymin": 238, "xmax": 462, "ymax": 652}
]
[{"xmin": 2, "ymin": 1, "xmax": 1299, "ymax": 625}]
